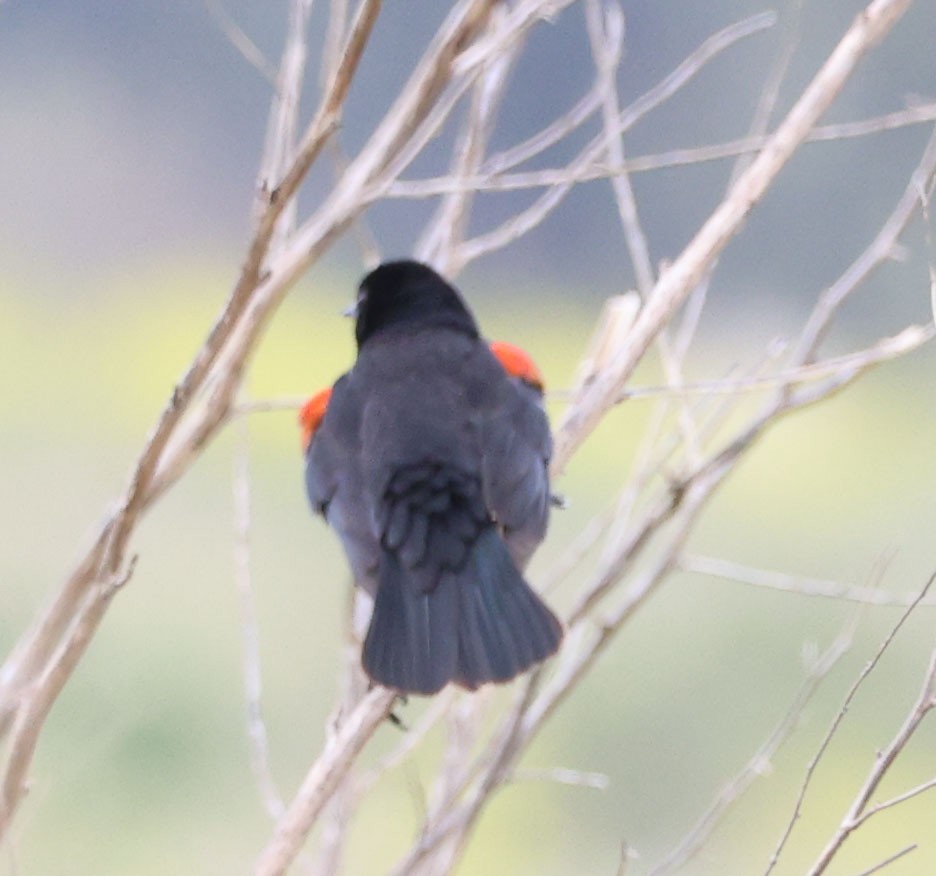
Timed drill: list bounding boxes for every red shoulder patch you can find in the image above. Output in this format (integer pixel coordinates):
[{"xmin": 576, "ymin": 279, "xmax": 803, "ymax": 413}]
[
  {"xmin": 299, "ymin": 387, "xmax": 332, "ymax": 453},
  {"xmin": 489, "ymin": 340, "xmax": 544, "ymax": 391}
]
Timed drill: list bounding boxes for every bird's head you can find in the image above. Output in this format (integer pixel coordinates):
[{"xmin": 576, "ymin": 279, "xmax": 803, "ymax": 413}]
[{"xmin": 353, "ymin": 260, "xmax": 479, "ymax": 348}]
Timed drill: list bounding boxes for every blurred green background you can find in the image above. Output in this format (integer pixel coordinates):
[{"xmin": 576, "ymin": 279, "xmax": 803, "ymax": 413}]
[{"xmin": 3, "ymin": 2, "xmax": 936, "ymax": 875}]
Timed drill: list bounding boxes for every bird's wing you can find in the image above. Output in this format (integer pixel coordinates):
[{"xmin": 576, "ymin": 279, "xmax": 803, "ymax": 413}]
[
  {"xmin": 305, "ymin": 373, "xmax": 380, "ymax": 594},
  {"xmin": 476, "ymin": 345, "xmax": 552, "ymax": 571}
]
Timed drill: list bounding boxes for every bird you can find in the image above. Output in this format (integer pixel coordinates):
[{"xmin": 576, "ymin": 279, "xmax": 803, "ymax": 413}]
[{"xmin": 302, "ymin": 260, "xmax": 562, "ymax": 695}]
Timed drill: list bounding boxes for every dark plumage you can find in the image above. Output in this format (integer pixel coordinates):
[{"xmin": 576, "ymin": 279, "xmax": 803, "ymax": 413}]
[{"xmin": 305, "ymin": 260, "xmax": 562, "ymax": 694}]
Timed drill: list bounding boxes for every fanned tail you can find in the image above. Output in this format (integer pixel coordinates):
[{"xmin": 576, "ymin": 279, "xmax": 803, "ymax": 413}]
[{"xmin": 363, "ymin": 527, "xmax": 562, "ymax": 695}]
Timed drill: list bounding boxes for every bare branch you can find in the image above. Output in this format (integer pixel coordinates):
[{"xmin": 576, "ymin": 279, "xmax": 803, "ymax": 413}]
[
  {"xmin": 552, "ymin": 0, "xmax": 916, "ymax": 474},
  {"xmin": 766, "ymin": 572, "xmax": 936, "ymax": 876},
  {"xmin": 510, "ymin": 766, "xmax": 610, "ymax": 790},
  {"xmin": 254, "ymin": 0, "xmax": 315, "ymax": 244},
  {"xmin": 205, "ymin": 0, "xmax": 278, "ymax": 83},
  {"xmin": 804, "ymin": 631, "xmax": 936, "ymax": 876},
  {"xmin": 792, "ymin": 124, "xmax": 936, "ymax": 364},
  {"xmin": 851, "ymin": 844, "xmax": 919, "ymax": 876},
  {"xmin": 455, "ymin": 10, "xmax": 777, "ymax": 263},
  {"xmin": 682, "ymin": 553, "xmax": 936, "ymax": 607},
  {"xmin": 254, "ymin": 687, "xmax": 398, "ymax": 876},
  {"xmin": 417, "ymin": 3, "xmax": 517, "ymax": 273},
  {"xmin": 857, "ymin": 775, "xmax": 936, "ymax": 822},
  {"xmin": 387, "ymin": 103, "xmax": 936, "ymax": 198},
  {"xmin": 0, "ymin": 0, "xmax": 385, "ymax": 827},
  {"xmin": 649, "ymin": 613, "xmax": 858, "ymax": 876},
  {"xmin": 618, "ymin": 324, "xmax": 936, "ymax": 401},
  {"xmin": 0, "ymin": 559, "xmax": 135, "ymax": 835},
  {"xmin": 233, "ymin": 413, "xmax": 285, "ymax": 820}
]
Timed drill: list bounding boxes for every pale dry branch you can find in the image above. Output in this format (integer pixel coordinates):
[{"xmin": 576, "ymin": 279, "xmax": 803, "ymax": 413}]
[
  {"xmin": 619, "ymin": 324, "xmax": 936, "ymax": 400},
  {"xmin": 584, "ymin": 0, "xmax": 707, "ymax": 469},
  {"xmin": 254, "ymin": 0, "xmax": 315, "ymax": 245},
  {"xmin": 321, "ymin": 0, "xmax": 350, "ymax": 88},
  {"xmin": 0, "ymin": 0, "xmax": 385, "ymax": 841},
  {"xmin": 551, "ymin": 36, "xmax": 936, "ymax": 687},
  {"xmin": 446, "ymin": 8, "xmax": 769, "ymax": 258},
  {"xmin": 254, "ymin": 686, "xmax": 398, "ymax": 876},
  {"xmin": 629, "ymin": 101, "xmax": 936, "ymax": 175},
  {"xmin": 584, "ymin": 337, "xmax": 785, "ymax": 601},
  {"xmin": 233, "ymin": 413, "xmax": 285, "ymax": 821},
  {"xmin": 858, "ymin": 775, "xmax": 936, "ymax": 822},
  {"xmin": 793, "ymin": 125, "xmax": 936, "ymax": 365},
  {"xmin": 766, "ymin": 572, "xmax": 936, "ymax": 876},
  {"xmin": 571, "ymin": 349, "xmax": 791, "ymax": 626},
  {"xmin": 649, "ymin": 612, "xmax": 859, "ymax": 876},
  {"xmin": 386, "ymin": 102, "xmax": 936, "ymax": 198},
  {"xmin": 803, "ymin": 631, "xmax": 936, "ymax": 876},
  {"xmin": 206, "ymin": 0, "xmax": 278, "ymax": 84},
  {"xmin": 682, "ymin": 553, "xmax": 936, "ymax": 607},
  {"xmin": 447, "ymin": 11, "xmax": 778, "ymax": 263},
  {"xmin": 417, "ymin": 3, "xmax": 517, "ymax": 273},
  {"xmin": 480, "ymin": 83, "xmax": 603, "ymax": 177},
  {"xmin": 852, "ymin": 844, "xmax": 919, "ymax": 876},
  {"xmin": 0, "ymin": 559, "xmax": 135, "ymax": 834},
  {"xmin": 354, "ymin": 688, "xmax": 457, "ymax": 798},
  {"xmin": 552, "ymin": 0, "xmax": 915, "ymax": 474},
  {"xmin": 730, "ymin": 0, "xmax": 803, "ymax": 186},
  {"xmin": 511, "ymin": 766, "xmax": 610, "ymax": 790},
  {"xmin": 452, "ymin": 0, "xmax": 576, "ymax": 77},
  {"xmin": 309, "ymin": 590, "xmax": 373, "ymax": 876},
  {"xmin": 585, "ymin": 1, "xmax": 641, "ymax": 287}
]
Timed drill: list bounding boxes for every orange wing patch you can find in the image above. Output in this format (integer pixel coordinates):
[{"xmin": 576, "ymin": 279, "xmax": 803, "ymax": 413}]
[
  {"xmin": 489, "ymin": 340, "xmax": 544, "ymax": 391},
  {"xmin": 299, "ymin": 387, "xmax": 333, "ymax": 453}
]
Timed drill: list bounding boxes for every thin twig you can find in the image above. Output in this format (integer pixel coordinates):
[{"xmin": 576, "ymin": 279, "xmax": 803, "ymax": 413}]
[
  {"xmin": 552, "ymin": 0, "xmax": 916, "ymax": 474},
  {"xmin": 510, "ymin": 766, "xmax": 610, "ymax": 790},
  {"xmin": 804, "ymin": 630, "xmax": 936, "ymax": 876},
  {"xmin": 309, "ymin": 588, "xmax": 372, "ymax": 876},
  {"xmin": 456, "ymin": 11, "xmax": 776, "ymax": 265},
  {"xmin": 682, "ymin": 552, "xmax": 936, "ymax": 607},
  {"xmin": 649, "ymin": 611, "xmax": 859, "ymax": 876},
  {"xmin": 205, "ymin": 0, "xmax": 278, "ymax": 83},
  {"xmin": 254, "ymin": 687, "xmax": 398, "ymax": 876},
  {"xmin": 0, "ymin": 560, "xmax": 135, "ymax": 836},
  {"xmin": 254, "ymin": 0, "xmax": 315, "ymax": 246},
  {"xmin": 619, "ymin": 325, "xmax": 935, "ymax": 400},
  {"xmin": 766, "ymin": 572, "xmax": 936, "ymax": 876},
  {"xmin": 417, "ymin": 2, "xmax": 516, "ymax": 273},
  {"xmin": 386, "ymin": 102, "xmax": 936, "ymax": 198},
  {"xmin": 857, "ymin": 775, "xmax": 936, "ymax": 822},
  {"xmin": 851, "ymin": 844, "xmax": 918, "ymax": 876},
  {"xmin": 0, "ymin": 0, "xmax": 385, "ymax": 835},
  {"xmin": 233, "ymin": 412, "xmax": 285, "ymax": 820}
]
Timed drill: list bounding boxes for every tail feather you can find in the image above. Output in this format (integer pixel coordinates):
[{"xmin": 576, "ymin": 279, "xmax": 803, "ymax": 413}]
[
  {"xmin": 363, "ymin": 552, "xmax": 458, "ymax": 695},
  {"xmin": 362, "ymin": 527, "xmax": 562, "ymax": 695},
  {"xmin": 456, "ymin": 527, "xmax": 561, "ymax": 688}
]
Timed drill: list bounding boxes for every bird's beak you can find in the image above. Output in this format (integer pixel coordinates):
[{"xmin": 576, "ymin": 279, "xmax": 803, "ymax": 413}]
[{"xmin": 342, "ymin": 301, "xmax": 357, "ymax": 318}]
